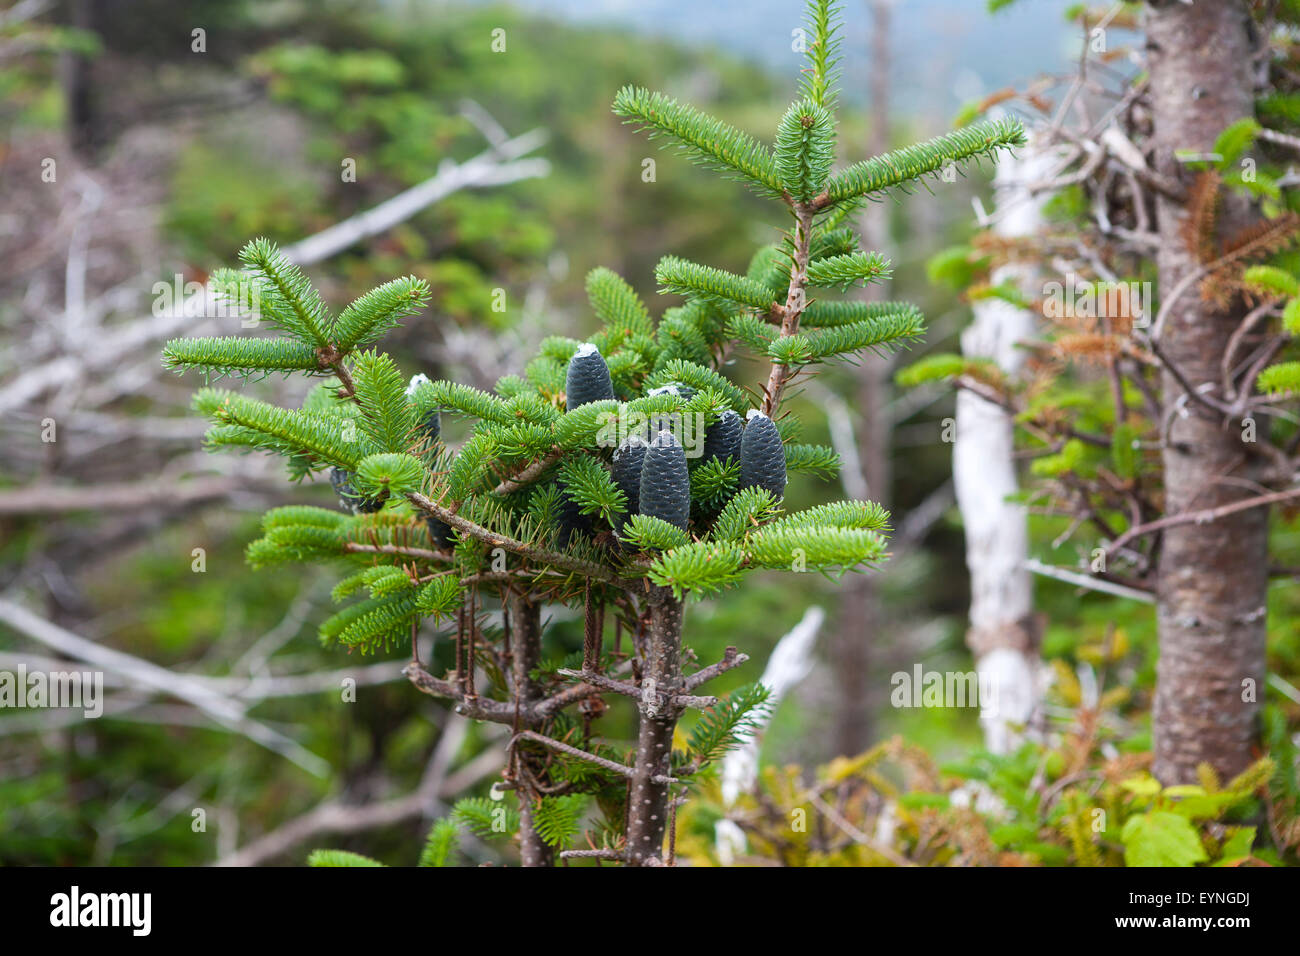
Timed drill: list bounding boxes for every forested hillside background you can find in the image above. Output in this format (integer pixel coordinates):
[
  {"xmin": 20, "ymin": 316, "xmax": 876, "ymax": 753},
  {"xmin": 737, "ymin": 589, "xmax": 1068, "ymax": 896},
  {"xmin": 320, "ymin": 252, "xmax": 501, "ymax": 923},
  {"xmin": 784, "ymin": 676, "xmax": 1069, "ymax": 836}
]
[{"xmin": 1, "ymin": 0, "xmax": 1296, "ymax": 868}]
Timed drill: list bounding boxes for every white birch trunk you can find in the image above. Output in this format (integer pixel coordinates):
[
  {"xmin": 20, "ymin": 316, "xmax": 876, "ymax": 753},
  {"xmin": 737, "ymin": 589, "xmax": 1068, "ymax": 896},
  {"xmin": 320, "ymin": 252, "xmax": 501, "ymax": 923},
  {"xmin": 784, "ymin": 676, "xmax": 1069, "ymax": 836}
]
[{"xmin": 954, "ymin": 137, "xmax": 1055, "ymax": 753}]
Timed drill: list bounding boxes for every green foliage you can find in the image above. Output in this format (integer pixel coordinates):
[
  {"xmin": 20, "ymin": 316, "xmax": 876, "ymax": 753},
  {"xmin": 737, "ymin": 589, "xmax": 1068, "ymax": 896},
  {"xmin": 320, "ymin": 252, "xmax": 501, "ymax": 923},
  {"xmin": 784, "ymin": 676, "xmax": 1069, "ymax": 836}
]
[
  {"xmin": 775, "ymin": 99, "xmax": 836, "ymax": 202},
  {"xmin": 648, "ymin": 541, "xmax": 748, "ymax": 598},
  {"xmin": 586, "ymin": 267, "xmax": 654, "ymax": 342},
  {"xmin": 558, "ymin": 454, "xmax": 628, "ymax": 523},
  {"xmin": 307, "ymin": 849, "xmax": 386, "ymax": 867},
  {"xmin": 532, "ymin": 795, "xmax": 588, "ymax": 849},
  {"xmin": 805, "ymin": 251, "xmax": 891, "ymax": 290},
  {"xmin": 823, "ymin": 119, "xmax": 1026, "ymax": 204},
  {"xmin": 621, "ymin": 514, "xmax": 692, "ymax": 551},
  {"xmin": 783, "ymin": 443, "xmax": 841, "ymax": 478},
  {"xmin": 1120, "ymin": 812, "xmax": 1208, "ymax": 867},
  {"xmin": 612, "ymin": 85, "xmax": 783, "ymax": 198},
  {"xmin": 687, "ymin": 683, "xmax": 772, "ymax": 766},
  {"xmin": 798, "ymin": 0, "xmax": 843, "ymax": 110},
  {"xmin": 354, "ymin": 452, "xmax": 424, "ymax": 497},
  {"xmin": 895, "ymin": 352, "xmax": 973, "ymax": 386},
  {"xmin": 1258, "ymin": 361, "xmax": 1300, "ymax": 394},
  {"xmin": 709, "ymin": 487, "xmax": 781, "ymax": 541},
  {"xmin": 453, "ymin": 797, "xmax": 521, "ymax": 840},
  {"xmin": 154, "ymin": 0, "xmax": 1035, "ymax": 865},
  {"xmin": 419, "ymin": 819, "xmax": 461, "ymax": 867},
  {"xmin": 162, "ymin": 336, "xmax": 321, "ymax": 379},
  {"xmin": 237, "ymin": 238, "xmax": 331, "ymax": 346},
  {"xmin": 655, "ymin": 256, "xmax": 777, "ymax": 309},
  {"xmin": 332, "ymin": 276, "xmax": 431, "ymax": 352}
]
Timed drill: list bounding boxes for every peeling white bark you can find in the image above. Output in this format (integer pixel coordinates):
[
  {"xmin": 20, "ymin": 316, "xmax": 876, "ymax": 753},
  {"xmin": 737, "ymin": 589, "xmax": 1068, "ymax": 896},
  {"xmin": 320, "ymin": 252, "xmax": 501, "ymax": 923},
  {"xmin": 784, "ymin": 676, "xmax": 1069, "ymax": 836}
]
[
  {"xmin": 715, "ymin": 606, "xmax": 824, "ymax": 863},
  {"xmin": 954, "ymin": 137, "xmax": 1057, "ymax": 753}
]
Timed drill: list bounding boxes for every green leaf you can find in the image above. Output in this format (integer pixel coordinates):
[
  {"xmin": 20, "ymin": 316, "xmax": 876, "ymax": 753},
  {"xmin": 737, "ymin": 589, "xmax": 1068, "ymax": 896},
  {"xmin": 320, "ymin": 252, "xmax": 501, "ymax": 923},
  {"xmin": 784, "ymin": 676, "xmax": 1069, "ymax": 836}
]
[
  {"xmin": 1214, "ymin": 826, "xmax": 1256, "ymax": 866},
  {"xmin": 1120, "ymin": 811, "xmax": 1209, "ymax": 867}
]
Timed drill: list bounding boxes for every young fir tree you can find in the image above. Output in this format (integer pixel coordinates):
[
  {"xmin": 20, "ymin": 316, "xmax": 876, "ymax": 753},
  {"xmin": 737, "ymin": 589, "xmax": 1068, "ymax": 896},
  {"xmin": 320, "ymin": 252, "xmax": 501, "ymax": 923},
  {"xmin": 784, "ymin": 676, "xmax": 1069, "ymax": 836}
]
[{"xmin": 163, "ymin": 0, "xmax": 1023, "ymax": 866}]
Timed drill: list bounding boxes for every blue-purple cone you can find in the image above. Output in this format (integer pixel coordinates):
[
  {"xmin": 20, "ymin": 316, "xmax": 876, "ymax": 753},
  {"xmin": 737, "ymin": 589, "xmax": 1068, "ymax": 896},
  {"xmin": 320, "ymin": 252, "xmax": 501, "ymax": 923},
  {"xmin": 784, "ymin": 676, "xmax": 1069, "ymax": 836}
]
[
  {"xmin": 565, "ymin": 343, "xmax": 614, "ymax": 410},
  {"xmin": 738, "ymin": 412, "xmax": 786, "ymax": 499},
  {"xmin": 611, "ymin": 429, "xmax": 649, "ymax": 529},
  {"xmin": 701, "ymin": 409, "xmax": 742, "ymax": 465},
  {"xmin": 638, "ymin": 430, "xmax": 691, "ymax": 532}
]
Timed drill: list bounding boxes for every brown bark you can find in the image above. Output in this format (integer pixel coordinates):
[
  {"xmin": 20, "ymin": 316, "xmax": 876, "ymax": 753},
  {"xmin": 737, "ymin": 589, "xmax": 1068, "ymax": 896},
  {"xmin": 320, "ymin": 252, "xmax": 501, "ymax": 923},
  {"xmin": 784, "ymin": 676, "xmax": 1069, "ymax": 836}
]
[
  {"xmin": 60, "ymin": 0, "xmax": 99, "ymax": 157},
  {"xmin": 1147, "ymin": 0, "xmax": 1268, "ymax": 784},
  {"xmin": 624, "ymin": 585, "xmax": 684, "ymax": 865},
  {"xmin": 507, "ymin": 591, "xmax": 554, "ymax": 867}
]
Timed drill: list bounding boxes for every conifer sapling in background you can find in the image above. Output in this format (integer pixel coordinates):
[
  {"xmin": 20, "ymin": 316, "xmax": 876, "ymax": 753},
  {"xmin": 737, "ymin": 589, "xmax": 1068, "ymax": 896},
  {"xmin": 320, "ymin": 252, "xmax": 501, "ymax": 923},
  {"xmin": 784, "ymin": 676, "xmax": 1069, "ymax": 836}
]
[{"xmin": 162, "ymin": 0, "xmax": 1023, "ymax": 866}]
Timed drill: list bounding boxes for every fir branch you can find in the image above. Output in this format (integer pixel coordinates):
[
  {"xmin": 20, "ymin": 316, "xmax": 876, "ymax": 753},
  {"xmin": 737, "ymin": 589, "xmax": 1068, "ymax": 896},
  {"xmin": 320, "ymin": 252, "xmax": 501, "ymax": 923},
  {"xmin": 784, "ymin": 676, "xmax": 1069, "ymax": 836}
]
[
  {"xmin": 586, "ymin": 267, "xmax": 655, "ymax": 341},
  {"xmin": 406, "ymin": 491, "xmax": 623, "ymax": 585},
  {"xmin": 418, "ymin": 819, "xmax": 460, "ymax": 867},
  {"xmin": 686, "ymin": 682, "xmax": 772, "ymax": 767},
  {"xmin": 775, "ymin": 99, "xmax": 836, "ymax": 202},
  {"xmin": 612, "ymin": 86, "xmax": 784, "ymax": 197},
  {"xmin": 162, "ymin": 336, "xmax": 322, "ymax": 378},
  {"xmin": 655, "ymin": 255, "xmax": 779, "ymax": 310},
  {"xmin": 647, "ymin": 541, "xmax": 747, "ymax": 598},
  {"xmin": 201, "ymin": 391, "xmax": 362, "ymax": 469},
  {"xmin": 238, "ymin": 238, "xmax": 333, "ymax": 346},
  {"xmin": 331, "ymin": 276, "xmax": 431, "ymax": 352},
  {"xmin": 350, "ymin": 350, "xmax": 417, "ymax": 453},
  {"xmin": 822, "ymin": 118, "xmax": 1026, "ymax": 206},
  {"xmin": 784, "ymin": 443, "xmax": 841, "ymax": 477},
  {"xmin": 558, "ymin": 453, "xmax": 628, "ymax": 523},
  {"xmin": 798, "ymin": 0, "xmax": 843, "ymax": 111},
  {"xmin": 806, "ymin": 251, "xmax": 892, "ymax": 289}
]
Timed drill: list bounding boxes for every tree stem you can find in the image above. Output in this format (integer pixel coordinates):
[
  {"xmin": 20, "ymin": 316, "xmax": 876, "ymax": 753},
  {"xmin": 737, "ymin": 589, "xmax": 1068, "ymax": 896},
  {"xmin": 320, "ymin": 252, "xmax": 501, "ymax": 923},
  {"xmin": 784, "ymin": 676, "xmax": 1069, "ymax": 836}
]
[
  {"xmin": 507, "ymin": 591, "xmax": 554, "ymax": 867},
  {"xmin": 762, "ymin": 202, "xmax": 816, "ymax": 415},
  {"xmin": 624, "ymin": 585, "xmax": 685, "ymax": 866}
]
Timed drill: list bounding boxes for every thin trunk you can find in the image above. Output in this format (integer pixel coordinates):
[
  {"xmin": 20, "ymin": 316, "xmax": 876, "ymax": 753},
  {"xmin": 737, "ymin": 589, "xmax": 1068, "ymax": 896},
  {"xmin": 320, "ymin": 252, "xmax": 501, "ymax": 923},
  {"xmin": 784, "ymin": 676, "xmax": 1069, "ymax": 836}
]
[
  {"xmin": 624, "ymin": 585, "xmax": 684, "ymax": 866},
  {"xmin": 955, "ymin": 141, "xmax": 1054, "ymax": 753},
  {"xmin": 60, "ymin": 0, "xmax": 98, "ymax": 158},
  {"xmin": 508, "ymin": 591, "xmax": 554, "ymax": 867},
  {"xmin": 830, "ymin": 0, "xmax": 892, "ymax": 758},
  {"xmin": 1147, "ymin": 0, "xmax": 1267, "ymax": 784}
]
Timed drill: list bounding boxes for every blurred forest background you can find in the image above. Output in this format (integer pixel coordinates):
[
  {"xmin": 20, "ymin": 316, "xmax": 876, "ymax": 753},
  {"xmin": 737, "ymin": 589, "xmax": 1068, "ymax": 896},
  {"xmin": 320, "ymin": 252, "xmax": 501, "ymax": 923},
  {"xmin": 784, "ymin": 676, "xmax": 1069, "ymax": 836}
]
[{"xmin": 0, "ymin": 0, "xmax": 1295, "ymax": 867}]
